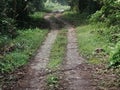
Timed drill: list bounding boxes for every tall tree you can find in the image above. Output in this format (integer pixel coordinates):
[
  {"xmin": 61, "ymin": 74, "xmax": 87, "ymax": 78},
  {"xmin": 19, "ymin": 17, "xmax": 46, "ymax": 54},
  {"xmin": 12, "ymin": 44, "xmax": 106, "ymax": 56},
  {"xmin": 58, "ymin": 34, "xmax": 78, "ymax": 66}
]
[{"xmin": 69, "ymin": 0, "xmax": 101, "ymax": 13}]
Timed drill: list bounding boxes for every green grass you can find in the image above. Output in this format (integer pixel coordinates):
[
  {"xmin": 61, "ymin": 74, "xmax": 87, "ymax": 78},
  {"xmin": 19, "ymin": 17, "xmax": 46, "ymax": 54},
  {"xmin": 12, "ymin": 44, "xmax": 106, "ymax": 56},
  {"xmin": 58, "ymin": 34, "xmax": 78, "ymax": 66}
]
[
  {"xmin": 47, "ymin": 74, "xmax": 59, "ymax": 90},
  {"xmin": 0, "ymin": 28, "xmax": 48, "ymax": 73},
  {"xmin": 46, "ymin": 29, "xmax": 67, "ymax": 89},
  {"xmin": 48, "ymin": 29, "xmax": 67, "ymax": 69},
  {"xmin": 45, "ymin": 2, "xmax": 70, "ymax": 11},
  {"xmin": 76, "ymin": 24, "xmax": 109, "ymax": 64}
]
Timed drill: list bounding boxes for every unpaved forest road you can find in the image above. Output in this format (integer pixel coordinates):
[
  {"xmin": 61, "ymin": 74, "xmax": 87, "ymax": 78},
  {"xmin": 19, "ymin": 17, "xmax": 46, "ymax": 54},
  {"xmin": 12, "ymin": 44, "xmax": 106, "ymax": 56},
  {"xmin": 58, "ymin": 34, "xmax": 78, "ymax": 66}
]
[{"xmin": 12, "ymin": 13, "xmax": 96, "ymax": 90}]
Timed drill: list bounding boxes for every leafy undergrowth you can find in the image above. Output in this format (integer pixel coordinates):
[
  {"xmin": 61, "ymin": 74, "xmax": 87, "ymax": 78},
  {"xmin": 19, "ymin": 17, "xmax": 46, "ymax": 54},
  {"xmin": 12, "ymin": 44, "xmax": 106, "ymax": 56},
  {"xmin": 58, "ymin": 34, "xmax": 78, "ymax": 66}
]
[
  {"xmin": 46, "ymin": 29, "xmax": 67, "ymax": 90},
  {"xmin": 0, "ymin": 28, "xmax": 48, "ymax": 74},
  {"xmin": 0, "ymin": 28, "xmax": 48, "ymax": 88}
]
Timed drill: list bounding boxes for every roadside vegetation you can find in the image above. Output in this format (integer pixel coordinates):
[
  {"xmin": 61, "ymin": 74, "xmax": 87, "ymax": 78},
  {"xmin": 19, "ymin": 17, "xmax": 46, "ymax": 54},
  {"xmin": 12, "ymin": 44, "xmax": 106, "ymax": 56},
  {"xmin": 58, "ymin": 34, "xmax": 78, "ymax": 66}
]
[
  {"xmin": 0, "ymin": 12, "xmax": 49, "ymax": 88},
  {"xmin": 47, "ymin": 29, "xmax": 67, "ymax": 90},
  {"xmin": 0, "ymin": 10, "xmax": 48, "ymax": 73},
  {"xmin": 0, "ymin": 0, "xmax": 49, "ymax": 88},
  {"xmin": 0, "ymin": 28, "xmax": 48, "ymax": 73},
  {"xmin": 76, "ymin": 25, "xmax": 108, "ymax": 63}
]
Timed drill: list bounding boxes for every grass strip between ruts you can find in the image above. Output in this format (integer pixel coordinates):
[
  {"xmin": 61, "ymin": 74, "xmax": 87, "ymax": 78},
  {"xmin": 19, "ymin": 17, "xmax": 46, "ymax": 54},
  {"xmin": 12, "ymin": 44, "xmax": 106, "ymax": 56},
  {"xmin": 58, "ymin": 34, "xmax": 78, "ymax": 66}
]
[{"xmin": 47, "ymin": 29, "xmax": 67, "ymax": 90}]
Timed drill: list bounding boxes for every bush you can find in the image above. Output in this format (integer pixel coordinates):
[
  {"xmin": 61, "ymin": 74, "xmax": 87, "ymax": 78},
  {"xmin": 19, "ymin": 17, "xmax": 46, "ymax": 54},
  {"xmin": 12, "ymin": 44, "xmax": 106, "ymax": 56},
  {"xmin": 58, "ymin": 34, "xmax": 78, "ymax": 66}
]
[
  {"xmin": 0, "ymin": 53, "xmax": 28, "ymax": 73},
  {"xmin": 0, "ymin": 36, "xmax": 11, "ymax": 55},
  {"xmin": 109, "ymin": 41, "xmax": 120, "ymax": 68},
  {"xmin": 107, "ymin": 25, "xmax": 120, "ymax": 43},
  {"xmin": 0, "ymin": 18, "xmax": 17, "ymax": 38},
  {"xmin": 91, "ymin": 0, "xmax": 120, "ymax": 25},
  {"xmin": 89, "ymin": 10, "xmax": 103, "ymax": 23}
]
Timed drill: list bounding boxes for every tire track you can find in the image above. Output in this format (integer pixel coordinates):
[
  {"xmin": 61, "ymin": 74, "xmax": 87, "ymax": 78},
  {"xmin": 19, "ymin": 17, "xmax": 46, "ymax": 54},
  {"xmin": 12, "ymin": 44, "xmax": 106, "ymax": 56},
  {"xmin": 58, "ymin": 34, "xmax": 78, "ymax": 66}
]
[{"xmin": 65, "ymin": 26, "xmax": 96, "ymax": 90}]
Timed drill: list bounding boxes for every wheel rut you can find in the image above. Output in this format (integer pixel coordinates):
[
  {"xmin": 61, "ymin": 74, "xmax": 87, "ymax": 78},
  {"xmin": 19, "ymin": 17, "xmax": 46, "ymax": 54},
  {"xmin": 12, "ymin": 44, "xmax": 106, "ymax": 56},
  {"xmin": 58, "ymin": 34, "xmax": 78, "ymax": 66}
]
[{"xmin": 65, "ymin": 26, "xmax": 96, "ymax": 90}]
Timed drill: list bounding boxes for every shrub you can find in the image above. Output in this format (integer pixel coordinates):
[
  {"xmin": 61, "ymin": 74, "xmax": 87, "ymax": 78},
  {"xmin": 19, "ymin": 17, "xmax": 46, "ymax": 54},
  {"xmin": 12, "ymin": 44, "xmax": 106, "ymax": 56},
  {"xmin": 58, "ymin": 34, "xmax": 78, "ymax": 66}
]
[
  {"xmin": 0, "ymin": 18, "xmax": 17, "ymax": 38},
  {"xmin": 0, "ymin": 36, "xmax": 11, "ymax": 55},
  {"xmin": 90, "ymin": 0, "xmax": 120, "ymax": 26},
  {"xmin": 109, "ymin": 41, "xmax": 120, "ymax": 68},
  {"xmin": 107, "ymin": 25, "xmax": 120, "ymax": 43},
  {"xmin": 89, "ymin": 10, "xmax": 103, "ymax": 23},
  {"xmin": 0, "ymin": 52, "xmax": 28, "ymax": 73}
]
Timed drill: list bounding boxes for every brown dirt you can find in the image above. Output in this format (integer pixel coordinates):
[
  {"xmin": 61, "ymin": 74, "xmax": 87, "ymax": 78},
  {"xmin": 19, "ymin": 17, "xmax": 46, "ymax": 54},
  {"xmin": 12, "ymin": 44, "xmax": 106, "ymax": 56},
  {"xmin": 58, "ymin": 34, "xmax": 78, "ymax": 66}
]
[{"xmin": 91, "ymin": 64, "xmax": 120, "ymax": 90}]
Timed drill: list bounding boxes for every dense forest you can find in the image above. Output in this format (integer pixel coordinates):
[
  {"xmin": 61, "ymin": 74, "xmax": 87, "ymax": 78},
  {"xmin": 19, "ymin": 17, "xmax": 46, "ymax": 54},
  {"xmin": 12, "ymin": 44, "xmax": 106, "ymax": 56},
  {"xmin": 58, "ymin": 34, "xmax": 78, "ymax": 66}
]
[{"xmin": 0, "ymin": 0, "xmax": 120, "ymax": 89}]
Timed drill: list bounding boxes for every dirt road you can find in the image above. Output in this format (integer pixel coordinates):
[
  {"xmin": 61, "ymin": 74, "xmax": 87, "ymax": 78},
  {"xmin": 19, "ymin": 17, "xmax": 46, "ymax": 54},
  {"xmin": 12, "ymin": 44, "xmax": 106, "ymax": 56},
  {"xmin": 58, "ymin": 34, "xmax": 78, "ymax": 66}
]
[{"xmin": 12, "ymin": 13, "xmax": 96, "ymax": 90}]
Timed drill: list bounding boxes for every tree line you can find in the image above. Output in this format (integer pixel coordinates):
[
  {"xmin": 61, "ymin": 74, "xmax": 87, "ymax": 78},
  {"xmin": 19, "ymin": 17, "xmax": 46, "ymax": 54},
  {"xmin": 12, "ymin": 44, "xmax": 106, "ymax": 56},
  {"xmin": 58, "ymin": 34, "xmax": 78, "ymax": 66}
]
[
  {"xmin": 0, "ymin": 0, "xmax": 46, "ymax": 38},
  {"xmin": 69, "ymin": 0, "xmax": 120, "ymax": 26}
]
